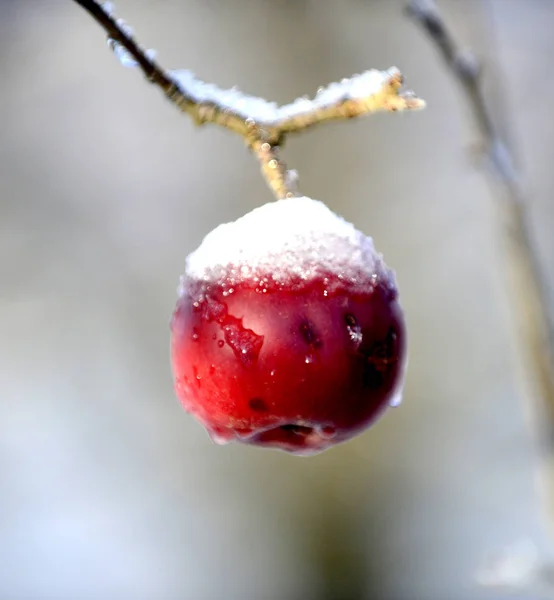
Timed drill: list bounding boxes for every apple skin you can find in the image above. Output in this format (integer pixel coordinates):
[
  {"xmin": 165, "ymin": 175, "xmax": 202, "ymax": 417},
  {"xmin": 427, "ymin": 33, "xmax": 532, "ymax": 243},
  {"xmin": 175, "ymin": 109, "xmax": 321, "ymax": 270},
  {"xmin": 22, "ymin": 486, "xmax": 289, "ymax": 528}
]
[{"xmin": 170, "ymin": 273, "xmax": 406, "ymax": 455}]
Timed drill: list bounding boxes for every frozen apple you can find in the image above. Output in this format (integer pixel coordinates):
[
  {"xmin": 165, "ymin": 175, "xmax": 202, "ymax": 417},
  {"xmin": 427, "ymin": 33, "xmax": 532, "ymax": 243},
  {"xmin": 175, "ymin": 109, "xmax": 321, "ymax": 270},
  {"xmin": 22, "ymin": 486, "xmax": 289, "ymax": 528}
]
[{"xmin": 170, "ymin": 197, "xmax": 406, "ymax": 455}]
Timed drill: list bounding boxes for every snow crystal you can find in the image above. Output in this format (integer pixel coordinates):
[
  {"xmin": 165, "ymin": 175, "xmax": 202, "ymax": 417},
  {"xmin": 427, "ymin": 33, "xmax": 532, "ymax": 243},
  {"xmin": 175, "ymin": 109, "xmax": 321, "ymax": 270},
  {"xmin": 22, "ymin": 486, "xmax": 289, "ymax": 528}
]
[
  {"xmin": 108, "ymin": 39, "xmax": 137, "ymax": 68},
  {"xmin": 102, "ymin": 2, "xmax": 116, "ymax": 16},
  {"xmin": 171, "ymin": 69, "xmax": 281, "ymax": 123},
  {"xmin": 108, "ymin": 38, "xmax": 157, "ymax": 69},
  {"xmin": 182, "ymin": 197, "xmax": 393, "ymax": 292}
]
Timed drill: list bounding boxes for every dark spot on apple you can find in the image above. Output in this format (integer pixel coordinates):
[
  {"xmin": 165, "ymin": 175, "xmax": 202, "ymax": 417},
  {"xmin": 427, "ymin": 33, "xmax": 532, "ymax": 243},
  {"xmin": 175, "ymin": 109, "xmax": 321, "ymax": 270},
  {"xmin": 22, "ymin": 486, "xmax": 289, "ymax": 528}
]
[
  {"xmin": 344, "ymin": 313, "xmax": 357, "ymax": 327},
  {"xmin": 249, "ymin": 397, "xmax": 267, "ymax": 412},
  {"xmin": 361, "ymin": 363, "xmax": 384, "ymax": 389},
  {"xmin": 299, "ymin": 320, "xmax": 322, "ymax": 347},
  {"xmin": 359, "ymin": 327, "xmax": 399, "ymax": 389}
]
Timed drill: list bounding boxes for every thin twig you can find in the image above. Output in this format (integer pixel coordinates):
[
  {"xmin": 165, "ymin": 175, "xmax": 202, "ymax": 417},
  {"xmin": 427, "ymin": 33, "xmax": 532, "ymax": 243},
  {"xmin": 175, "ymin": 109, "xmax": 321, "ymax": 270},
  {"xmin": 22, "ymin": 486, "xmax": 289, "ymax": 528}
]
[
  {"xmin": 406, "ymin": 0, "xmax": 554, "ymax": 561},
  {"xmin": 73, "ymin": 0, "xmax": 424, "ymax": 199},
  {"xmin": 73, "ymin": 0, "xmax": 256, "ymax": 138},
  {"xmin": 251, "ymin": 141, "xmax": 299, "ymax": 200}
]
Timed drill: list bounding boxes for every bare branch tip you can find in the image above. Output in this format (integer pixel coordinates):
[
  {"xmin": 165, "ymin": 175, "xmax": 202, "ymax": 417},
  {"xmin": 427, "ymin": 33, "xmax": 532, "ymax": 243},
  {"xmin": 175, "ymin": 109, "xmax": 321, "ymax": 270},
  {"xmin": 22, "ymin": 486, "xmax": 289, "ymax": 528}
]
[{"xmin": 404, "ymin": 95, "xmax": 427, "ymax": 110}]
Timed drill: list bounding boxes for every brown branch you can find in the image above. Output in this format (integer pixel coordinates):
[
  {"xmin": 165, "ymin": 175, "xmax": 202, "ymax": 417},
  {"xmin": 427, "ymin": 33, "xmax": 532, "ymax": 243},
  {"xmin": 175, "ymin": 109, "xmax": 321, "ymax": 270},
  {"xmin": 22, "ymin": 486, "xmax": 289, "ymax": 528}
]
[
  {"xmin": 72, "ymin": 0, "xmax": 424, "ymax": 200},
  {"xmin": 72, "ymin": 0, "xmax": 253, "ymax": 139}
]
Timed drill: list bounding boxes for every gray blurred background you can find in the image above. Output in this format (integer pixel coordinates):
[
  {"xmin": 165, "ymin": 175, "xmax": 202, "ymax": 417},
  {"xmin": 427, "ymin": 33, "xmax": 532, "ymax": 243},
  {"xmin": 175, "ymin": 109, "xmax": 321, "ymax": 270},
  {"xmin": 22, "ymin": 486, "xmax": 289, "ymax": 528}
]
[{"xmin": 1, "ymin": 1, "xmax": 553, "ymax": 599}]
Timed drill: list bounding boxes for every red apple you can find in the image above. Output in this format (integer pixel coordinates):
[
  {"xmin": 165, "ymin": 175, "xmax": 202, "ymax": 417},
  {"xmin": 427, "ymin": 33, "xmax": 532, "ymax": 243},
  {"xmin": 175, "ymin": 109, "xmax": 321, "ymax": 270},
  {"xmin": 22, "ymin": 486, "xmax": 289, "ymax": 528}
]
[{"xmin": 170, "ymin": 197, "xmax": 406, "ymax": 455}]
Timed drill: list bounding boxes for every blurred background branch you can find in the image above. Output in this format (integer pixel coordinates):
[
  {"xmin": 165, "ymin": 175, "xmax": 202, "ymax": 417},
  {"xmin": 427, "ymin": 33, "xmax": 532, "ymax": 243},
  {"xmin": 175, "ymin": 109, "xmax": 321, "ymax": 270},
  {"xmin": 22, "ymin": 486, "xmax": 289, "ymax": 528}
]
[{"xmin": 408, "ymin": 0, "xmax": 554, "ymax": 589}]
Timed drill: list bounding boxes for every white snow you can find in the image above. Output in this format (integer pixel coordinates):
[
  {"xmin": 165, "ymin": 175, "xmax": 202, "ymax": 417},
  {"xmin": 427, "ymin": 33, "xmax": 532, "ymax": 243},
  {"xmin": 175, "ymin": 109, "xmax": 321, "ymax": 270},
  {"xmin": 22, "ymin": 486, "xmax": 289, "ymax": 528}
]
[
  {"xmin": 107, "ymin": 37, "xmax": 157, "ymax": 69},
  {"xmin": 102, "ymin": 4, "xmax": 157, "ymax": 69},
  {"xmin": 108, "ymin": 39, "xmax": 138, "ymax": 68},
  {"xmin": 170, "ymin": 68, "xmax": 399, "ymax": 125},
  {"xmin": 182, "ymin": 197, "xmax": 392, "ymax": 291},
  {"xmin": 102, "ymin": 2, "xmax": 116, "ymax": 16}
]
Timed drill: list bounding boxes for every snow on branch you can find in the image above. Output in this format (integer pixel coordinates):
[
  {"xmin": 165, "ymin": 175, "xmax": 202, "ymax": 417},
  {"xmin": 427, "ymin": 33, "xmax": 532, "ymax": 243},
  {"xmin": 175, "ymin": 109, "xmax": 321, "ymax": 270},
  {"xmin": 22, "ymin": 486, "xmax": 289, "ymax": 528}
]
[{"xmin": 73, "ymin": 0, "xmax": 424, "ymax": 199}]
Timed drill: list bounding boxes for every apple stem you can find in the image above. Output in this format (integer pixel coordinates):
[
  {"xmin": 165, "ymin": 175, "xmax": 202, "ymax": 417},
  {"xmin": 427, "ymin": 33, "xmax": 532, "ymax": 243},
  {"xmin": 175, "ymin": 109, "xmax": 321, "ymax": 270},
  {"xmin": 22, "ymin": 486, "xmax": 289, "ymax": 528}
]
[{"xmin": 71, "ymin": 0, "xmax": 424, "ymax": 200}]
